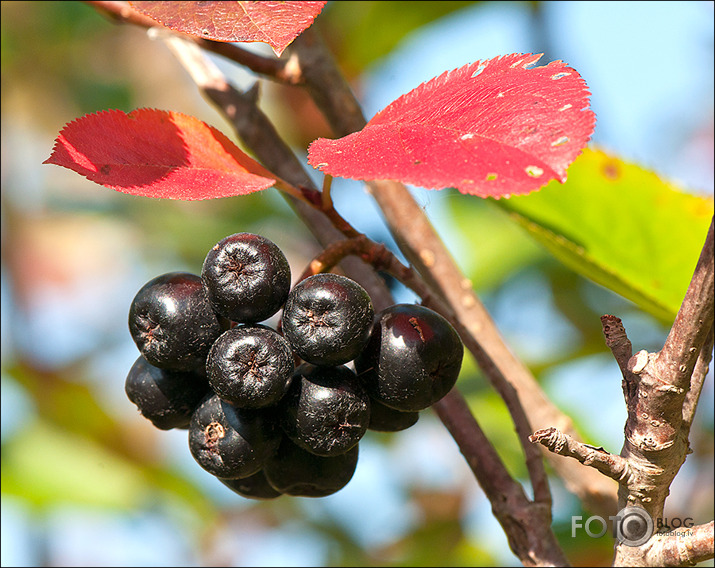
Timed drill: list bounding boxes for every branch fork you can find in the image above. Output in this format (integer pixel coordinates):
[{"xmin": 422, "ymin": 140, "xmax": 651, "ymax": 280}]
[{"xmin": 532, "ymin": 219, "xmax": 714, "ymax": 566}]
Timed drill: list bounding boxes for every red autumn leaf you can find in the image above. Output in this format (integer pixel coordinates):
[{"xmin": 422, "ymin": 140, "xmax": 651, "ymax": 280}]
[
  {"xmin": 44, "ymin": 108, "xmax": 276, "ymax": 200},
  {"xmin": 308, "ymin": 53, "xmax": 595, "ymax": 198},
  {"xmin": 129, "ymin": 1, "xmax": 327, "ymax": 56}
]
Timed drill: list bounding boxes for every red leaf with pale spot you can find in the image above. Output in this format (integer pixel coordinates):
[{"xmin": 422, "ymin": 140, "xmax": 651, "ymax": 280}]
[
  {"xmin": 308, "ymin": 53, "xmax": 595, "ymax": 198},
  {"xmin": 44, "ymin": 109, "xmax": 276, "ymax": 200},
  {"xmin": 129, "ymin": 1, "xmax": 327, "ymax": 55}
]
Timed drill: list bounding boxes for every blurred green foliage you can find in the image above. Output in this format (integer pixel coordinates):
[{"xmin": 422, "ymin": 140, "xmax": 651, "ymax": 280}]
[
  {"xmin": 1, "ymin": 1, "xmax": 134, "ymax": 115},
  {"xmin": 317, "ymin": 1, "xmax": 479, "ymax": 77}
]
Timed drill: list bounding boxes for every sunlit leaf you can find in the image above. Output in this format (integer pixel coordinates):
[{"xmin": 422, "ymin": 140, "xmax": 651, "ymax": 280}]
[
  {"xmin": 130, "ymin": 1, "xmax": 327, "ymax": 55},
  {"xmin": 494, "ymin": 148, "xmax": 714, "ymax": 323},
  {"xmin": 308, "ymin": 53, "xmax": 594, "ymax": 197},
  {"xmin": 446, "ymin": 193, "xmax": 545, "ymax": 291},
  {"xmin": 44, "ymin": 108, "xmax": 276, "ymax": 200}
]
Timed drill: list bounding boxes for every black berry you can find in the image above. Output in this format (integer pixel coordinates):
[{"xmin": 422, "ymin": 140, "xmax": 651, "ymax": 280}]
[
  {"xmin": 282, "ymin": 273, "xmax": 374, "ymax": 366},
  {"xmin": 128, "ymin": 272, "xmax": 224, "ymax": 371},
  {"xmin": 354, "ymin": 304, "xmax": 463, "ymax": 412},
  {"xmin": 202, "ymin": 232, "xmax": 291, "ymax": 323},
  {"xmin": 207, "ymin": 325, "xmax": 295, "ymax": 408},
  {"xmin": 367, "ymin": 397, "xmax": 419, "ymax": 432},
  {"xmin": 188, "ymin": 393, "xmax": 281, "ymax": 479},
  {"xmin": 263, "ymin": 437, "xmax": 359, "ymax": 498},
  {"xmin": 219, "ymin": 470, "xmax": 282, "ymax": 500},
  {"xmin": 125, "ymin": 355, "xmax": 210, "ymax": 430},
  {"xmin": 280, "ymin": 363, "xmax": 370, "ymax": 457}
]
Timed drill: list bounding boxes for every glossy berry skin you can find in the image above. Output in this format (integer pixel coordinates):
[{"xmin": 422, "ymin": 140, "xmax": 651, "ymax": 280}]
[
  {"xmin": 219, "ymin": 470, "xmax": 282, "ymax": 500},
  {"xmin": 129, "ymin": 272, "xmax": 224, "ymax": 372},
  {"xmin": 280, "ymin": 363, "xmax": 370, "ymax": 457},
  {"xmin": 282, "ymin": 273, "xmax": 374, "ymax": 366},
  {"xmin": 202, "ymin": 232, "xmax": 291, "ymax": 323},
  {"xmin": 207, "ymin": 325, "xmax": 295, "ymax": 408},
  {"xmin": 367, "ymin": 397, "xmax": 419, "ymax": 432},
  {"xmin": 264, "ymin": 437, "xmax": 359, "ymax": 498},
  {"xmin": 125, "ymin": 356, "xmax": 210, "ymax": 430},
  {"xmin": 189, "ymin": 394, "xmax": 281, "ymax": 479},
  {"xmin": 354, "ymin": 304, "xmax": 464, "ymax": 412}
]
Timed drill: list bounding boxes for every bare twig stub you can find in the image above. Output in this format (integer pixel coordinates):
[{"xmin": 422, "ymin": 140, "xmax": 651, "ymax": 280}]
[{"xmin": 529, "ymin": 427, "xmax": 629, "ymax": 483}]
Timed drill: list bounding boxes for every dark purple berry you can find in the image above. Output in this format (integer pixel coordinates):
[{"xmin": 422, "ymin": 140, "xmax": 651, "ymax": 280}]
[
  {"xmin": 125, "ymin": 355, "xmax": 210, "ymax": 430},
  {"xmin": 263, "ymin": 437, "xmax": 359, "ymax": 498},
  {"xmin": 282, "ymin": 273, "xmax": 374, "ymax": 366},
  {"xmin": 354, "ymin": 304, "xmax": 463, "ymax": 412},
  {"xmin": 219, "ymin": 470, "xmax": 282, "ymax": 500},
  {"xmin": 128, "ymin": 272, "xmax": 224, "ymax": 371},
  {"xmin": 207, "ymin": 325, "xmax": 294, "ymax": 408},
  {"xmin": 188, "ymin": 394, "xmax": 281, "ymax": 479},
  {"xmin": 367, "ymin": 397, "xmax": 419, "ymax": 432},
  {"xmin": 280, "ymin": 363, "xmax": 370, "ymax": 457},
  {"xmin": 202, "ymin": 233, "xmax": 291, "ymax": 323}
]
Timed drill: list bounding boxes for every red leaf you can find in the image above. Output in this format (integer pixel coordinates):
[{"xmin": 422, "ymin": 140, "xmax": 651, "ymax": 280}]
[
  {"xmin": 44, "ymin": 108, "xmax": 276, "ymax": 200},
  {"xmin": 129, "ymin": 1, "xmax": 327, "ymax": 55},
  {"xmin": 308, "ymin": 53, "xmax": 596, "ymax": 198}
]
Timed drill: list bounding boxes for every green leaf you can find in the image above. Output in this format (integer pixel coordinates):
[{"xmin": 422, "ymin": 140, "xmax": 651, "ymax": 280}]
[
  {"xmin": 446, "ymin": 192, "xmax": 546, "ymax": 292},
  {"xmin": 491, "ymin": 148, "xmax": 713, "ymax": 324}
]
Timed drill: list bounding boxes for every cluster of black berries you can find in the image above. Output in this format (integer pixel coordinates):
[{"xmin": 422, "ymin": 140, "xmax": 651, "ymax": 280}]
[{"xmin": 126, "ymin": 232, "xmax": 464, "ymax": 499}]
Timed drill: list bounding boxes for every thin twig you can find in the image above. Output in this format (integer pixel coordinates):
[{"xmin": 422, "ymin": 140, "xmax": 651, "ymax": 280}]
[
  {"xmin": 682, "ymin": 325, "xmax": 714, "ymax": 434},
  {"xmin": 296, "ymin": 235, "xmax": 556, "ymax": 526},
  {"xmin": 529, "ymin": 427, "xmax": 629, "ymax": 482},
  {"xmin": 433, "ymin": 391, "xmax": 570, "ymax": 567},
  {"xmin": 86, "ymin": 1, "xmax": 304, "ymax": 84},
  {"xmin": 158, "ymin": 33, "xmax": 394, "ymax": 312},
  {"xmin": 601, "ymin": 314, "xmax": 634, "ymax": 377}
]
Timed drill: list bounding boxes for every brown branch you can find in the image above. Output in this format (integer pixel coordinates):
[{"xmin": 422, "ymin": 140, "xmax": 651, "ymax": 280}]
[
  {"xmin": 601, "ymin": 314, "xmax": 641, "ymax": 423},
  {"xmin": 296, "ymin": 235, "xmax": 552, "ymax": 504},
  {"xmin": 433, "ymin": 391, "xmax": 570, "ymax": 567},
  {"xmin": 682, "ymin": 325, "xmax": 714, "ymax": 434},
  {"xmin": 158, "ymin": 34, "xmax": 394, "ymax": 312},
  {"xmin": 287, "ymin": 25, "xmax": 618, "ymax": 518},
  {"xmin": 287, "ymin": 27, "xmax": 367, "ymax": 138},
  {"xmin": 601, "ymin": 314, "xmax": 634, "ymax": 378},
  {"xmin": 657, "ymin": 216, "xmax": 715, "ymax": 391},
  {"xmin": 197, "ymin": 40, "xmax": 303, "ymax": 85},
  {"xmin": 86, "ymin": 0, "xmax": 159, "ymax": 27},
  {"xmin": 644, "ymin": 521, "xmax": 714, "ymax": 566},
  {"xmin": 615, "ymin": 521, "xmax": 715, "ymax": 567},
  {"xmin": 594, "ymin": 221, "xmax": 714, "ymax": 566},
  {"xmin": 611, "ymin": 220, "xmax": 714, "ymax": 517},
  {"xmin": 529, "ymin": 427, "xmax": 629, "ymax": 483}
]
